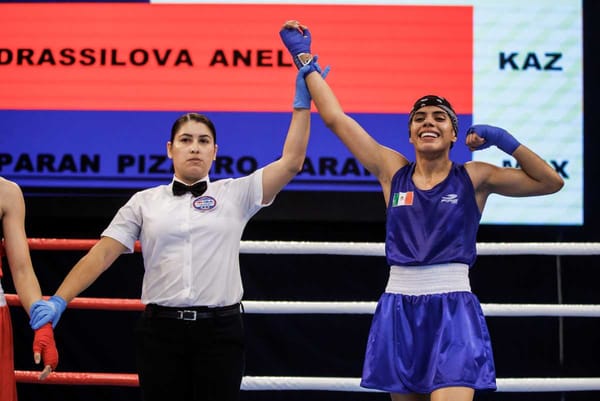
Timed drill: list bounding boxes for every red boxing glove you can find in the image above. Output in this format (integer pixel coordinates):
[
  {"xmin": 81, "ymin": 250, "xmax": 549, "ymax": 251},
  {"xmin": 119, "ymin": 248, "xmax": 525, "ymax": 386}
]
[{"xmin": 33, "ymin": 323, "xmax": 58, "ymax": 376}]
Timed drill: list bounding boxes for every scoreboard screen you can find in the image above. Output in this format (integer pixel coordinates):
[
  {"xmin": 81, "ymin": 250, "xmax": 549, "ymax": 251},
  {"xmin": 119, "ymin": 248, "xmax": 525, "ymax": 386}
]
[{"xmin": 0, "ymin": 0, "xmax": 582, "ymax": 225}]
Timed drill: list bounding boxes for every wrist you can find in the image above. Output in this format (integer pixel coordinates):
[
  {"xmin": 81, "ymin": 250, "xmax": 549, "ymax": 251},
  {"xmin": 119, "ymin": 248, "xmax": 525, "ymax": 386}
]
[
  {"xmin": 300, "ymin": 59, "xmax": 323, "ymax": 78},
  {"xmin": 50, "ymin": 295, "xmax": 67, "ymax": 308},
  {"xmin": 497, "ymin": 132, "xmax": 520, "ymax": 155},
  {"xmin": 292, "ymin": 53, "xmax": 313, "ymax": 70},
  {"xmin": 297, "ymin": 53, "xmax": 313, "ymax": 66},
  {"xmin": 34, "ymin": 322, "xmax": 52, "ymax": 332}
]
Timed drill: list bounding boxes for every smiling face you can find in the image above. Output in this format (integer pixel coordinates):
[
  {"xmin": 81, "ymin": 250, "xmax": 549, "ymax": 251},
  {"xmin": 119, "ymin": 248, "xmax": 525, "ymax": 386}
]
[
  {"xmin": 167, "ymin": 120, "xmax": 218, "ymax": 184},
  {"xmin": 409, "ymin": 105, "xmax": 457, "ymax": 151}
]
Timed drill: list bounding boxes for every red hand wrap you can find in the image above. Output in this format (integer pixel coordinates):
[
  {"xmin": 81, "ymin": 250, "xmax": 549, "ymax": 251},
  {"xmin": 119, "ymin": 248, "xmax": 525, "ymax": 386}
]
[{"xmin": 33, "ymin": 323, "xmax": 58, "ymax": 370}]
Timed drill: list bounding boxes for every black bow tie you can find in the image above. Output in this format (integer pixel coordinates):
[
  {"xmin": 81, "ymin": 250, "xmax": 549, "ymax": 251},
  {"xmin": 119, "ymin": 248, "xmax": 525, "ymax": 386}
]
[{"xmin": 172, "ymin": 181, "xmax": 207, "ymax": 197}]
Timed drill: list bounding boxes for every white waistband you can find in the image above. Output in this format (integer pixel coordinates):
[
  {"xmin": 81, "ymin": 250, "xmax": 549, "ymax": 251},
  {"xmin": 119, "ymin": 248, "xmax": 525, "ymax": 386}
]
[{"xmin": 385, "ymin": 263, "xmax": 471, "ymax": 296}]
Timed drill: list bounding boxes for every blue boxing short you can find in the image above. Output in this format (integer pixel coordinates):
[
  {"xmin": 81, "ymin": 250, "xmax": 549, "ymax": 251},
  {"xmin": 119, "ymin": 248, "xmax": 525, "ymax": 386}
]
[{"xmin": 360, "ymin": 265, "xmax": 497, "ymax": 394}]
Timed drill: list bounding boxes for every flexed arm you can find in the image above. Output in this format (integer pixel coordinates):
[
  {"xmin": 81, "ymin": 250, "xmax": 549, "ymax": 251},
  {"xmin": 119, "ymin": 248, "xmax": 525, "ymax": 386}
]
[{"xmin": 466, "ymin": 125, "xmax": 564, "ymax": 201}]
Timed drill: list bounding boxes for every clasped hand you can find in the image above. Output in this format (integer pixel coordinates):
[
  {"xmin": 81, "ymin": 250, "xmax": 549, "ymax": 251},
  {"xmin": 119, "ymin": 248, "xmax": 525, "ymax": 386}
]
[
  {"xmin": 281, "ymin": 20, "xmax": 330, "ymax": 109},
  {"xmin": 33, "ymin": 323, "xmax": 59, "ymax": 380},
  {"xmin": 29, "ymin": 296, "xmax": 66, "ymax": 379},
  {"xmin": 280, "ymin": 20, "xmax": 311, "ymax": 69},
  {"xmin": 30, "ymin": 295, "xmax": 67, "ymax": 329},
  {"xmin": 294, "ymin": 58, "xmax": 330, "ymax": 109}
]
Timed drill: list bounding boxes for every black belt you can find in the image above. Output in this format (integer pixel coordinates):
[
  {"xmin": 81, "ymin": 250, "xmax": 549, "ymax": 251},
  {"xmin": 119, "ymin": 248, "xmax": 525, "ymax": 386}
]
[{"xmin": 144, "ymin": 303, "xmax": 241, "ymax": 321}]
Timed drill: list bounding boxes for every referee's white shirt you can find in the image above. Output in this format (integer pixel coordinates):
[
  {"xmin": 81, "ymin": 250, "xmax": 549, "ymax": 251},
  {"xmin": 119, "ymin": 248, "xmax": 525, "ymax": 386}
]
[{"xmin": 101, "ymin": 169, "xmax": 268, "ymax": 307}]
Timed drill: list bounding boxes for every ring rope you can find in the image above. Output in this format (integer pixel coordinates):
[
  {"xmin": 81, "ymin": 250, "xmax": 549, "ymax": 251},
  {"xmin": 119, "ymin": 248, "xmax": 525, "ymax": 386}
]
[
  {"xmin": 5, "ymin": 295, "xmax": 600, "ymax": 317},
  {"xmin": 9, "ymin": 238, "xmax": 600, "ymax": 392},
  {"xmin": 13, "ymin": 371, "xmax": 600, "ymax": 392},
  {"xmin": 25, "ymin": 238, "xmax": 600, "ymax": 256}
]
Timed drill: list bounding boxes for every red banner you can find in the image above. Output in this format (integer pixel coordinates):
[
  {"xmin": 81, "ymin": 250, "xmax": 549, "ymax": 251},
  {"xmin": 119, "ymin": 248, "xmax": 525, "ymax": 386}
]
[{"xmin": 0, "ymin": 4, "xmax": 472, "ymax": 113}]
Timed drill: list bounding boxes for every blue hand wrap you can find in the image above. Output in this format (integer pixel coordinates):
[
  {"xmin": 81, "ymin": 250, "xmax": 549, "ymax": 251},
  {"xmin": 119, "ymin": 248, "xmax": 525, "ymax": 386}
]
[
  {"xmin": 468, "ymin": 124, "xmax": 520, "ymax": 155},
  {"xmin": 280, "ymin": 26, "xmax": 312, "ymax": 69},
  {"xmin": 29, "ymin": 295, "xmax": 67, "ymax": 329},
  {"xmin": 300, "ymin": 57, "xmax": 331, "ymax": 79}
]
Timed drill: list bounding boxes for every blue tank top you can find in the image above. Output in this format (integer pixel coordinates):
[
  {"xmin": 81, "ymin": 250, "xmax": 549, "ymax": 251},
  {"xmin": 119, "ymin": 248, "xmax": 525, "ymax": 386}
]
[{"xmin": 385, "ymin": 162, "xmax": 481, "ymax": 267}]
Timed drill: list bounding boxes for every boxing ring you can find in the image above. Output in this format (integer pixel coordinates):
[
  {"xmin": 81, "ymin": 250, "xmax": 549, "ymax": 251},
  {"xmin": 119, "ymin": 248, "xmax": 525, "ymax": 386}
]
[{"xmin": 6, "ymin": 238, "xmax": 600, "ymax": 394}]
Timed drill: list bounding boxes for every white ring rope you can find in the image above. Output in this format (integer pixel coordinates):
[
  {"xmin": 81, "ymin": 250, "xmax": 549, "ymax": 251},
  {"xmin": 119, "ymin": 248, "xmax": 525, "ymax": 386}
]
[
  {"xmin": 19, "ymin": 240, "xmax": 599, "ymax": 393},
  {"xmin": 238, "ymin": 240, "xmax": 600, "ymax": 393},
  {"xmin": 240, "ymin": 241, "xmax": 600, "ymax": 256},
  {"xmin": 240, "ymin": 377, "xmax": 600, "ymax": 392},
  {"xmin": 240, "ymin": 241, "xmax": 600, "ymax": 317},
  {"xmin": 243, "ymin": 301, "xmax": 600, "ymax": 317}
]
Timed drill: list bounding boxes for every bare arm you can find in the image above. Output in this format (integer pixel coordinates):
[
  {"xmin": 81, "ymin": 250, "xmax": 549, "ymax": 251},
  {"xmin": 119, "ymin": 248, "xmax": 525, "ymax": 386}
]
[
  {"xmin": 1, "ymin": 179, "xmax": 62, "ymax": 379},
  {"xmin": 261, "ymin": 107, "xmax": 311, "ymax": 204},
  {"xmin": 54, "ymin": 236, "xmax": 127, "ymax": 302},
  {"xmin": 304, "ymin": 70, "xmax": 408, "ymax": 201},
  {"xmin": 278, "ymin": 21, "xmax": 406, "ymax": 202},
  {"xmin": 1, "ymin": 179, "xmax": 42, "ymax": 313}
]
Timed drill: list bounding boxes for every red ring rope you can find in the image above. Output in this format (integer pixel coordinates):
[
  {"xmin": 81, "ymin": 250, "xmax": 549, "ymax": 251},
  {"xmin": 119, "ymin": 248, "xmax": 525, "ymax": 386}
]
[
  {"xmin": 5, "ymin": 294, "xmax": 143, "ymax": 311},
  {"xmin": 25, "ymin": 238, "xmax": 142, "ymax": 252},
  {"xmin": 15, "ymin": 371, "xmax": 138, "ymax": 386},
  {"xmin": 5, "ymin": 238, "xmax": 600, "ymax": 391}
]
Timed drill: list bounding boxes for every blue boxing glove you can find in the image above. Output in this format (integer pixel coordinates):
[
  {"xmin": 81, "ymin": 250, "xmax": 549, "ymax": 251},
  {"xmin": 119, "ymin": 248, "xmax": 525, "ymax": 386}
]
[
  {"xmin": 30, "ymin": 295, "xmax": 67, "ymax": 330},
  {"xmin": 294, "ymin": 56, "xmax": 330, "ymax": 109},
  {"xmin": 280, "ymin": 25, "xmax": 312, "ymax": 69},
  {"xmin": 468, "ymin": 124, "xmax": 521, "ymax": 155}
]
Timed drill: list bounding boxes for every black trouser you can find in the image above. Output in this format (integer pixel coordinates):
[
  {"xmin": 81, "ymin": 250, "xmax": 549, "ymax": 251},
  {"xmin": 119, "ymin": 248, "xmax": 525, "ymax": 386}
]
[{"xmin": 134, "ymin": 304, "xmax": 245, "ymax": 401}]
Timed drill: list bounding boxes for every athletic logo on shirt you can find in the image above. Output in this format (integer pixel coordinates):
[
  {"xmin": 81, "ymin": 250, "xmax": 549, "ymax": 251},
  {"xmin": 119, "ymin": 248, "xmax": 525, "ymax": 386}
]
[
  {"xmin": 441, "ymin": 194, "xmax": 458, "ymax": 204},
  {"xmin": 193, "ymin": 196, "xmax": 217, "ymax": 211},
  {"xmin": 392, "ymin": 191, "xmax": 414, "ymax": 207}
]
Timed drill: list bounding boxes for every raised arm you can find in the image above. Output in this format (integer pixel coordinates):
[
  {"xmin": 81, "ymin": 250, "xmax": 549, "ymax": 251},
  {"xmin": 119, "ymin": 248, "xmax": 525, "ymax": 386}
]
[
  {"xmin": 261, "ymin": 66, "xmax": 312, "ymax": 204},
  {"xmin": 465, "ymin": 124, "xmax": 564, "ymax": 208},
  {"xmin": 279, "ymin": 20, "xmax": 408, "ymax": 194},
  {"xmin": 305, "ymin": 70, "xmax": 407, "ymax": 186}
]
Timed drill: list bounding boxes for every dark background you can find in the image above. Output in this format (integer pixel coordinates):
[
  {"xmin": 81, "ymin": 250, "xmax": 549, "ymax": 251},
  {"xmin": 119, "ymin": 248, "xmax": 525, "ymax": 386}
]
[{"xmin": 3, "ymin": 0, "xmax": 599, "ymax": 400}]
